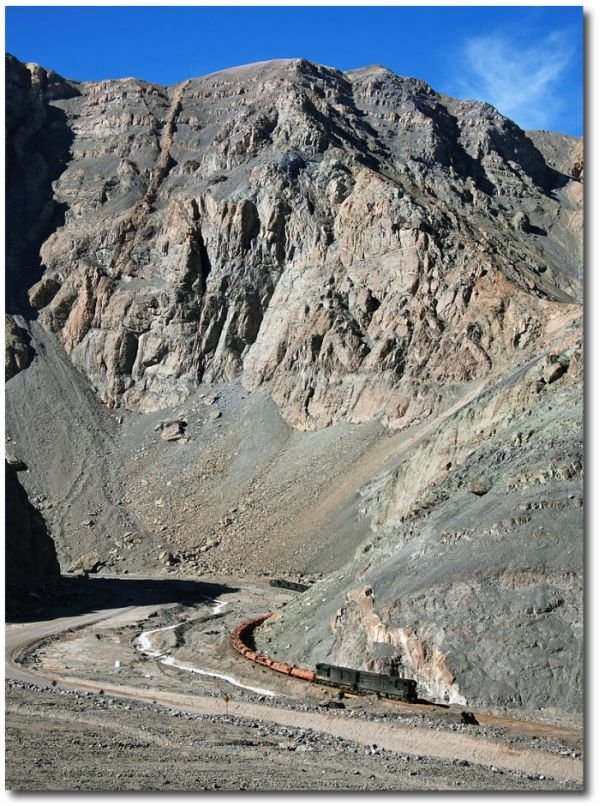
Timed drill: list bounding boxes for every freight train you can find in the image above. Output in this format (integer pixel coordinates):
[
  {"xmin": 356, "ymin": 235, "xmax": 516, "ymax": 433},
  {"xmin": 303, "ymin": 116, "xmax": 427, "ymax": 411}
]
[
  {"xmin": 231, "ymin": 615, "xmax": 418, "ymax": 702},
  {"xmin": 315, "ymin": 662, "xmax": 418, "ymax": 702},
  {"xmin": 269, "ymin": 579, "xmax": 310, "ymax": 592}
]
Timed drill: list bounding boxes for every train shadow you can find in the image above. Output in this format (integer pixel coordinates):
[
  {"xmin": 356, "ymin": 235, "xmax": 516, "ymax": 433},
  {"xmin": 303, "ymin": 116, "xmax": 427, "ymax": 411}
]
[
  {"xmin": 6, "ymin": 575, "xmax": 239, "ymax": 624},
  {"xmin": 412, "ymin": 697, "xmax": 450, "ymax": 709}
]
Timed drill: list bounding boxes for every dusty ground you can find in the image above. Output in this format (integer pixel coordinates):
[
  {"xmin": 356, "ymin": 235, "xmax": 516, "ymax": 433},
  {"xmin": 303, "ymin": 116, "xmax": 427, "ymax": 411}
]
[
  {"xmin": 5, "ymin": 576, "xmax": 583, "ymax": 792},
  {"xmin": 5, "ymin": 682, "xmax": 581, "ymax": 792}
]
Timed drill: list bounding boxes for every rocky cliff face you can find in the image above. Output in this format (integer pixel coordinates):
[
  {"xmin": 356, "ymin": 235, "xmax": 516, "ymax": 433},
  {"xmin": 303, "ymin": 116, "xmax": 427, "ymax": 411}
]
[
  {"xmin": 5, "ymin": 55, "xmax": 583, "ymax": 712},
  {"xmin": 256, "ymin": 338, "xmax": 583, "ymax": 709},
  {"xmin": 9, "ymin": 56, "xmax": 582, "ymax": 430},
  {"xmin": 5, "ymin": 316, "xmax": 32, "ymax": 380}
]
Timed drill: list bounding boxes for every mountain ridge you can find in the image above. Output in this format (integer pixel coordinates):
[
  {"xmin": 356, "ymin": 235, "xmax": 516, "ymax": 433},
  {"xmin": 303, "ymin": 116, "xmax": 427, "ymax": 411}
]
[{"xmin": 6, "ymin": 54, "xmax": 582, "ymax": 427}]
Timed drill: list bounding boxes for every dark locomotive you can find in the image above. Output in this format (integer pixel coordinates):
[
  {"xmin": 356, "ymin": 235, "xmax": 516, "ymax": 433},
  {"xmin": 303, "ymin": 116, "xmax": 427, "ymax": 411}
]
[{"xmin": 315, "ymin": 662, "xmax": 418, "ymax": 702}]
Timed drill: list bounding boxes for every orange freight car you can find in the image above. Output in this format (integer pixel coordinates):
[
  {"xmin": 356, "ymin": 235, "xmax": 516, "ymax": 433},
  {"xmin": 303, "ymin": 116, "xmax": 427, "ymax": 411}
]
[{"xmin": 230, "ymin": 614, "xmax": 316, "ymax": 682}]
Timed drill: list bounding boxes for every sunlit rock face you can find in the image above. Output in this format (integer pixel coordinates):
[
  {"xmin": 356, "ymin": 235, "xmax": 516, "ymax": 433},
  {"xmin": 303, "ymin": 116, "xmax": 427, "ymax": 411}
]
[{"xmin": 8, "ymin": 56, "xmax": 581, "ymax": 429}]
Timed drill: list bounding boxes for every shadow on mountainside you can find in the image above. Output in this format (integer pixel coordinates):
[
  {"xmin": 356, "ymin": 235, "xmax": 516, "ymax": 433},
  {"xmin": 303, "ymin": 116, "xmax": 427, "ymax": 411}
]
[
  {"xmin": 5, "ymin": 55, "xmax": 79, "ymax": 317},
  {"xmin": 6, "ymin": 575, "xmax": 239, "ymax": 624}
]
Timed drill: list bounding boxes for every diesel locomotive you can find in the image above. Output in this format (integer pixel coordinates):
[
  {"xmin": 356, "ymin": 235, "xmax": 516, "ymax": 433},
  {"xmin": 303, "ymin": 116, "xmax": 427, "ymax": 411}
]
[
  {"xmin": 315, "ymin": 662, "xmax": 418, "ymax": 702},
  {"xmin": 231, "ymin": 615, "xmax": 418, "ymax": 702}
]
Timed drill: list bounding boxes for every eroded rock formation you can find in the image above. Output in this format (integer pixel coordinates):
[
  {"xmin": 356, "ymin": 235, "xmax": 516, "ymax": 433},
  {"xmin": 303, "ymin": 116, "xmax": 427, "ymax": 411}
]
[
  {"xmin": 256, "ymin": 340, "xmax": 583, "ymax": 709},
  {"xmin": 7, "ymin": 56, "xmax": 582, "ymax": 430}
]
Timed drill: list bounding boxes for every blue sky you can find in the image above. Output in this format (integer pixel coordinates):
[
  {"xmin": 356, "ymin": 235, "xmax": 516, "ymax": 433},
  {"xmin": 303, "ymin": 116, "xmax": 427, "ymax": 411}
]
[{"xmin": 5, "ymin": 5, "xmax": 583, "ymax": 135}]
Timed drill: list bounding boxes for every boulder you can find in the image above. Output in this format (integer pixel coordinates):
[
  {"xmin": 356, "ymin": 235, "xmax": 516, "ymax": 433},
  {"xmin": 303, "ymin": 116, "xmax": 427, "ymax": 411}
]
[
  {"xmin": 161, "ymin": 422, "xmax": 184, "ymax": 441},
  {"xmin": 469, "ymin": 479, "xmax": 491, "ymax": 496},
  {"xmin": 159, "ymin": 551, "xmax": 177, "ymax": 566},
  {"xmin": 544, "ymin": 362, "xmax": 567, "ymax": 385},
  {"xmin": 68, "ymin": 552, "xmax": 102, "ymax": 573},
  {"xmin": 511, "ymin": 211, "xmax": 530, "ymax": 233}
]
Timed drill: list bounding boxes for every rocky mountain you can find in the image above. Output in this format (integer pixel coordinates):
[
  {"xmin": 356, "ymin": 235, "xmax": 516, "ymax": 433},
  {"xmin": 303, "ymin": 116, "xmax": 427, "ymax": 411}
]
[
  {"xmin": 9, "ymin": 57, "xmax": 582, "ymax": 424},
  {"xmin": 5, "ymin": 55, "xmax": 583, "ymax": 712}
]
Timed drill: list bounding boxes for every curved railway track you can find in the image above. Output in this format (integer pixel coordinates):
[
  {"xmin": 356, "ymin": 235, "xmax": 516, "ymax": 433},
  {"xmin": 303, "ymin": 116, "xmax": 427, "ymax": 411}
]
[
  {"xmin": 229, "ymin": 613, "xmax": 584, "ymax": 749},
  {"xmin": 5, "ymin": 588, "xmax": 584, "ymax": 784}
]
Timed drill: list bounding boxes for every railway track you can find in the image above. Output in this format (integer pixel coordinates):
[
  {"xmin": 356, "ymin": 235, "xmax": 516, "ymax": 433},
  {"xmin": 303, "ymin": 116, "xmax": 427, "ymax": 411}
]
[
  {"xmin": 4, "ymin": 587, "xmax": 583, "ymax": 783},
  {"xmin": 229, "ymin": 613, "xmax": 583, "ymax": 748}
]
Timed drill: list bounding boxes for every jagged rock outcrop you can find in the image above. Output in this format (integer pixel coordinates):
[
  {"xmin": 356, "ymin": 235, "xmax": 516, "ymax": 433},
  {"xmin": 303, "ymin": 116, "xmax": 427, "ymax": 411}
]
[
  {"xmin": 5, "ymin": 315, "xmax": 32, "ymax": 380},
  {"xmin": 7, "ymin": 56, "xmax": 582, "ymax": 430},
  {"xmin": 5, "ymin": 462, "xmax": 61, "ymax": 599}
]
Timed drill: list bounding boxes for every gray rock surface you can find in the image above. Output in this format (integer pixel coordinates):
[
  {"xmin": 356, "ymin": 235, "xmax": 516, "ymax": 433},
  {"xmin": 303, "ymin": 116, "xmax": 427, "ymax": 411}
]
[
  {"xmin": 6, "ymin": 56, "xmax": 582, "ymax": 431},
  {"xmin": 255, "ymin": 344, "xmax": 583, "ymax": 711},
  {"xmin": 5, "ymin": 316, "xmax": 33, "ymax": 380}
]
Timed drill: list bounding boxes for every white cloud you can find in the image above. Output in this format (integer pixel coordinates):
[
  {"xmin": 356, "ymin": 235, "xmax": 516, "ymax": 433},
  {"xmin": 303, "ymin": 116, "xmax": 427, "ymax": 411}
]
[{"xmin": 457, "ymin": 30, "xmax": 573, "ymax": 130}]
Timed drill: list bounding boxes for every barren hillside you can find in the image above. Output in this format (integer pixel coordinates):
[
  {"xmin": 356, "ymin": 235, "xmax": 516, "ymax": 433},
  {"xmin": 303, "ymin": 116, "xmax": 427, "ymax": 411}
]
[{"xmin": 5, "ymin": 54, "xmax": 583, "ymax": 714}]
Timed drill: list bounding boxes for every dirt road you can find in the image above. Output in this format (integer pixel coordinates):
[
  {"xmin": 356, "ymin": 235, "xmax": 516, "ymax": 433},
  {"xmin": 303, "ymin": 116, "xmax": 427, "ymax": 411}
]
[{"xmin": 5, "ymin": 577, "xmax": 583, "ymax": 787}]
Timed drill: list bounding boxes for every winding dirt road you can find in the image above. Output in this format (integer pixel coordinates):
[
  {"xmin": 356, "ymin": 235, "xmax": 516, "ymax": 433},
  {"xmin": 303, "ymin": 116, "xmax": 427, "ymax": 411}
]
[{"xmin": 5, "ymin": 582, "xmax": 583, "ymax": 786}]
